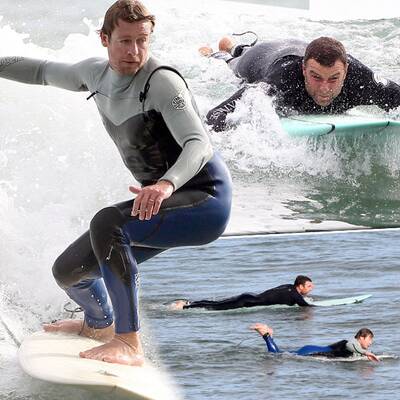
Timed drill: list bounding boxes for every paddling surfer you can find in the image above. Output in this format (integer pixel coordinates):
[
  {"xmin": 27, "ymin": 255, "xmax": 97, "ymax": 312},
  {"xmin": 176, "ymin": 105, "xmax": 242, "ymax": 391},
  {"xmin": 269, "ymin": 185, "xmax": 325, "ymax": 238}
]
[
  {"xmin": 205, "ymin": 36, "xmax": 400, "ymax": 131},
  {"xmin": 251, "ymin": 323, "xmax": 380, "ymax": 361},
  {"xmin": 171, "ymin": 275, "xmax": 314, "ymax": 310}
]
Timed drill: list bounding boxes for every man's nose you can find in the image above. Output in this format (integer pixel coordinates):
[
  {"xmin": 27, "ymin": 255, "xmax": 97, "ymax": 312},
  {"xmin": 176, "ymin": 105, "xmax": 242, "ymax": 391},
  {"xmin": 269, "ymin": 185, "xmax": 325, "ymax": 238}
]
[
  {"xmin": 127, "ymin": 42, "xmax": 139, "ymax": 56},
  {"xmin": 319, "ymin": 81, "xmax": 331, "ymax": 93}
]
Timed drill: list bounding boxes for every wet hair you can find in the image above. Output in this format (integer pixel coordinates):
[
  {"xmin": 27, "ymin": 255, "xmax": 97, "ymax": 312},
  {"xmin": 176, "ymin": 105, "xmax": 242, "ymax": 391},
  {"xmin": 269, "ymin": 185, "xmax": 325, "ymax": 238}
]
[
  {"xmin": 304, "ymin": 37, "xmax": 347, "ymax": 67},
  {"xmin": 294, "ymin": 275, "xmax": 312, "ymax": 287},
  {"xmin": 355, "ymin": 328, "xmax": 374, "ymax": 339},
  {"xmin": 100, "ymin": 0, "xmax": 155, "ymax": 37}
]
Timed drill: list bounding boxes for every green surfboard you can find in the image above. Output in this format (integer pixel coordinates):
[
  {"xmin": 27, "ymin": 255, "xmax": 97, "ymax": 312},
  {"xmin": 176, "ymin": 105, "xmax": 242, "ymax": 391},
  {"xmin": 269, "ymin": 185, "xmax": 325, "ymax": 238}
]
[{"xmin": 281, "ymin": 115, "xmax": 400, "ymax": 138}]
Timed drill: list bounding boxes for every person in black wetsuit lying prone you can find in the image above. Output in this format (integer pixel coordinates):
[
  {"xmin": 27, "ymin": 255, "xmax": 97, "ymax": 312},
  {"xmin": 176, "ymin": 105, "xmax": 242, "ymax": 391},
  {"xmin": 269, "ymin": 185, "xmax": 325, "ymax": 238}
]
[
  {"xmin": 250, "ymin": 323, "xmax": 380, "ymax": 362},
  {"xmin": 171, "ymin": 275, "xmax": 314, "ymax": 310},
  {"xmin": 204, "ymin": 36, "xmax": 400, "ymax": 131}
]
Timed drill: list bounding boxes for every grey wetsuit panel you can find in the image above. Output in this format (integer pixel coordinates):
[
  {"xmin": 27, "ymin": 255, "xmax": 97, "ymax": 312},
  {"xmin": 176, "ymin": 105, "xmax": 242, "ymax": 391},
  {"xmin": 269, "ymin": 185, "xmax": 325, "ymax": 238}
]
[
  {"xmin": 0, "ymin": 56, "xmax": 213, "ymax": 191},
  {"xmin": 229, "ymin": 39, "xmax": 307, "ymax": 83}
]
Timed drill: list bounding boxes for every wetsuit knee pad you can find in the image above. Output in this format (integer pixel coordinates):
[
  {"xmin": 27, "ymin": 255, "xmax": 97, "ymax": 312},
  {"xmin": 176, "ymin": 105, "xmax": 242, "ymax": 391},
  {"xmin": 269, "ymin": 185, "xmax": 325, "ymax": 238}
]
[
  {"xmin": 90, "ymin": 206, "xmax": 128, "ymax": 262},
  {"xmin": 52, "ymin": 255, "xmax": 76, "ymax": 289}
]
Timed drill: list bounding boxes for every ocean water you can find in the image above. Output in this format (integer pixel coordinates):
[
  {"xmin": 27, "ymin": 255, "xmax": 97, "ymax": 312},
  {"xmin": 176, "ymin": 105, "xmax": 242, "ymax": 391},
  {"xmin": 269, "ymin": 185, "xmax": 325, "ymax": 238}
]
[{"xmin": 0, "ymin": 0, "xmax": 399, "ymax": 399}]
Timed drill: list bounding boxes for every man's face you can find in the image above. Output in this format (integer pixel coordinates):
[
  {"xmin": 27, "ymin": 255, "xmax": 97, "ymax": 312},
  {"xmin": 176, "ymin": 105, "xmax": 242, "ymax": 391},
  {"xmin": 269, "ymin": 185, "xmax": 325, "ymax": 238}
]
[
  {"xmin": 302, "ymin": 58, "xmax": 348, "ymax": 107},
  {"xmin": 101, "ymin": 19, "xmax": 152, "ymax": 76},
  {"xmin": 297, "ymin": 281, "xmax": 314, "ymax": 296},
  {"xmin": 358, "ymin": 335, "xmax": 373, "ymax": 350}
]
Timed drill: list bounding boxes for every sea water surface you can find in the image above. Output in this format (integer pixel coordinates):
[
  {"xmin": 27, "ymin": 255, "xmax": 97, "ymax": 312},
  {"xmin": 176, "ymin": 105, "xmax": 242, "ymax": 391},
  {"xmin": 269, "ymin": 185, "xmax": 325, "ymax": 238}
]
[{"xmin": 0, "ymin": 0, "xmax": 399, "ymax": 399}]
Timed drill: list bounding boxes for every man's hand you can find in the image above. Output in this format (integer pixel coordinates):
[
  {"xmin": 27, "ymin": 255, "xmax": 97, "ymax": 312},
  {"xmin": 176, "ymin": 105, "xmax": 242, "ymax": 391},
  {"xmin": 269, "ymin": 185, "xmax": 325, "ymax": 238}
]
[
  {"xmin": 249, "ymin": 323, "xmax": 274, "ymax": 337},
  {"xmin": 365, "ymin": 352, "xmax": 380, "ymax": 362},
  {"xmin": 129, "ymin": 180, "xmax": 174, "ymax": 221}
]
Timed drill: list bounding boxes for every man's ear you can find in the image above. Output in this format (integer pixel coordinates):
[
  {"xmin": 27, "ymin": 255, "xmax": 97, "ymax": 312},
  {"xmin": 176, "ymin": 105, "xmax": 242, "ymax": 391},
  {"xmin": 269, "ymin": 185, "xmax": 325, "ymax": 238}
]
[
  {"xmin": 100, "ymin": 32, "xmax": 109, "ymax": 48},
  {"xmin": 302, "ymin": 61, "xmax": 307, "ymax": 77}
]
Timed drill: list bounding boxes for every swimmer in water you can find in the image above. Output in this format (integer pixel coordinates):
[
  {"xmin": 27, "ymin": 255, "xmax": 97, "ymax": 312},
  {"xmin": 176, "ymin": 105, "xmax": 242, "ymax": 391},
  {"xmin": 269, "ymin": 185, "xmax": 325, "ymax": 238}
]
[{"xmin": 251, "ymin": 323, "xmax": 380, "ymax": 362}]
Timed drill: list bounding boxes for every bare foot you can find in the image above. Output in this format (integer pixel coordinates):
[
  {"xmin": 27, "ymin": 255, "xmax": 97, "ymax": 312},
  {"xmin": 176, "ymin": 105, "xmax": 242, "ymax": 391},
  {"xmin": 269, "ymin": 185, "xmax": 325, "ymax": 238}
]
[
  {"xmin": 43, "ymin": 319, "xmax": 83, "ymax": 334},
  {"xmin": 80, "ymin": 332, "xmax": 144, "ymax": 366},
  {"xmin": 168, "ymin": 299, "xmax": 190, "ymax": 310},
  {"xmin": 249, "ymin": 323, "xmax": 274, "ymax": 337},
  {"xmin": 43, "ymin": 319, "xmax": 115, "ymax": 342},
  {"xmin": 198, "ymin": 46, "xmax": 213, "ymax": 57},
  {"xmin": 218, "ymin": 36, "xmax": 235, "ymax": 53}
]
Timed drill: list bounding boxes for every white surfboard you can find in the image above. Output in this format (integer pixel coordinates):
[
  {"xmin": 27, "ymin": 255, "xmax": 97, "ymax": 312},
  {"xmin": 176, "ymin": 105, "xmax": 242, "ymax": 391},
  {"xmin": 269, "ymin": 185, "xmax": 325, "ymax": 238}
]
[
  {"xmin": 18, "ymin": 331, "xmax": 180, "ymax": 400},
  {"xmin": 308, "ymin": 354, "xmax": 397, "ymax": 362},
  {"xmin": 305, "ymin": 294, "xmax": 372, "ymax": 307}
]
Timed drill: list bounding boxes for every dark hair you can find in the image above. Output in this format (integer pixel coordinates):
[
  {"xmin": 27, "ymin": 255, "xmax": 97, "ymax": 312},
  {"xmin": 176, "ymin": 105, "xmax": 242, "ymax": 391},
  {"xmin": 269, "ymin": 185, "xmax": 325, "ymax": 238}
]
[
  {"xmin": 304, "ymin": 37, "xmax": 347, "ymax": 67},
  {"xmin": 294, "ymin": 275, "xmax": 312, "ymax": 287},
  {"xmin": 100, "ymin": 0, "xmax": 155, "ymax": 37},
  {"xmin": 355, "ymin": 328, "xmax": 374, "ymax": 339}
]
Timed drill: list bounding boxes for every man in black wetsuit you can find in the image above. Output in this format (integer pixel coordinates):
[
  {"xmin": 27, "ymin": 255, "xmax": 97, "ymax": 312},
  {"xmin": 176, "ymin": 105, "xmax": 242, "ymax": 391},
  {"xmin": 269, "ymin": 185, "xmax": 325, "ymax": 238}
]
[
  {"xmin": 171, "ymin": 275, "xmax": 313, "ymax": 310},
  {"xmin": 0, "ymin": 1, "xmax": 232, "ymax": 365},
  {"xmin": 206, "ymin": 36, "xmax": 400, "ymax": 131},
  {"xmin": 250, "ymin": 323, "xmax": 380, "ymax": 362}
]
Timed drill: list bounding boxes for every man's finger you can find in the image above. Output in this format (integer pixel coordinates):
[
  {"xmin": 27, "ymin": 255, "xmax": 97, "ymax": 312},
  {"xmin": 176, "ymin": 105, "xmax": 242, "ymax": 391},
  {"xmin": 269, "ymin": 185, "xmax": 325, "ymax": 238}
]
[
  {"xmin": 152, "ymin": 195, "xmax": 163, "ymax": 215},
  {"xmin": 139, "ymin": 193, "xmax": 151, "ymax": 220},
  {"xmin": 129, "ymin": 185, "xmax": 141, "ymax": 194},
  {"xmin": 132, "ymin": 192, "xmax": 144, "ymax": 216}
]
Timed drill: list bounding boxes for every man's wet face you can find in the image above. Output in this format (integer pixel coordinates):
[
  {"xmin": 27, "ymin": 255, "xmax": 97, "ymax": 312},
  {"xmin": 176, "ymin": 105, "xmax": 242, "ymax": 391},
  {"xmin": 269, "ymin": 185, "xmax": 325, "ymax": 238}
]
[{"xmin": 303, "ymin": 58, "xmax": 348, "ymax": 107}]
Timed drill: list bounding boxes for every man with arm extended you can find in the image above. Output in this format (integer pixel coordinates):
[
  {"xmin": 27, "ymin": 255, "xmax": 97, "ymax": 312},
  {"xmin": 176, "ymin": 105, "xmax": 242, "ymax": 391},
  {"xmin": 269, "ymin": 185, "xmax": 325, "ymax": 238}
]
[
  {"xmin": 205, "ymin": 36, "xmax": 400, "ymax": 131},
  {"xmin": 251, "ymin": 323, "xmax": 380, "ymax": 362},
  {"xmin": 0, "ymin": 0, "xmax": 232, "ymax": 366},
  {"xmin": 171, "ymin": 275, "xmax": 313, "ymax": 310}
]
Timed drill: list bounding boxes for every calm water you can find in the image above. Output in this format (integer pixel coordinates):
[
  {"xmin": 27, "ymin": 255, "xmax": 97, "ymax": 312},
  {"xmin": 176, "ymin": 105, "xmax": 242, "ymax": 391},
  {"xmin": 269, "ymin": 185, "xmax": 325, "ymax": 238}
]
[
  {"xmin": 2, "ymin": 229, "xmax": 399, "ymax": 399},
  {"xmin": 0, "ymin": 0, "xmax": 399, "ymax": 399}
]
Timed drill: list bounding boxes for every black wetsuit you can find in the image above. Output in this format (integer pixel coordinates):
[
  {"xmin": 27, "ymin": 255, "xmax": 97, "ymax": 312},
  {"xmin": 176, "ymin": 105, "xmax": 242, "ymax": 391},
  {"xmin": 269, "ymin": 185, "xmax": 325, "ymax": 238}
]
[
  {"xmin": 184, "ymin": 284, "xmax": 310, "ymax": 310},
  {"xmin": 206, "ymin": 40, "xmax": 400, "ymax": 131}
]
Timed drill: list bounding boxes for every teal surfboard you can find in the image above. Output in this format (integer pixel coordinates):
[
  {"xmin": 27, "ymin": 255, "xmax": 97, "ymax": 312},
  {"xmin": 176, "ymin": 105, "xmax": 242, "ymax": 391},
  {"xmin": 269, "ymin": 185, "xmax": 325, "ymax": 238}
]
[{"xmin": 281, "ymin": 115, "xmax": 400, "ymax": 138}]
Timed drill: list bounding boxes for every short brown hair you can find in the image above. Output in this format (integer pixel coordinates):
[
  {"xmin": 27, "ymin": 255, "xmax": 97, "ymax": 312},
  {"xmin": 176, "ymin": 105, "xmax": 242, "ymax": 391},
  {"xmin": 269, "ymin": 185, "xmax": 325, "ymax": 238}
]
[
  {"xmin": 304, "ymin": 37, "xmax": 347, "ymax": 67},
  {"xmin": 294, "ymin": 275, "xmax": 312, "ymax": 287},
  {"xmin": 355, "ymin": 328, "xmax": 374, "ymax": 339},
  {"xmin": 100, "ymin": 0, "xmax": 155, "ymax": 37}
]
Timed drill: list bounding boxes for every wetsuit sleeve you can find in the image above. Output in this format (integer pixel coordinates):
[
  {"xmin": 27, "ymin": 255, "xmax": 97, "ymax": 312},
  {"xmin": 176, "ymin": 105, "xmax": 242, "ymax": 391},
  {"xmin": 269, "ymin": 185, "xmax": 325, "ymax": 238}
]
[
  {"xmin": 292, "ymin": 291, "xmax": 311, "ymax": 307},
  {"xmin": 0, "ymin": 57, "xmax": 92, "ymax": 91},
  {"xmin": 147, "ymin": 70, "xmax": 213, "ymax": 191},
  {"xmin": 345, "ymin": 338, "xmax": 367, "ymax": 355},
  {"xmin": 262, "ymin": 334, "xmax": 281, "ymax": 353},
  {"xmin": 347, "ymin": 57, "xmax": 400, "ymax": 111},
  {"xmin": 206, "ymin": 87, "xmax": 247, "ymax": 131}
]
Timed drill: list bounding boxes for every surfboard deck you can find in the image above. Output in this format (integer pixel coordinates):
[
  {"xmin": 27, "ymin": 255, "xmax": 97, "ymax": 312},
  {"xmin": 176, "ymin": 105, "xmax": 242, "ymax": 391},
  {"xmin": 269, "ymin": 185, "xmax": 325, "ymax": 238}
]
[
  {"xmin": 18, "ymin": 331, "xmax": 179, "ymax": 400},
  {"xmin": 306, "ymin": 354, "xmax": 397, "ymax": 362},
  {"xmin": 281, "ymin": 114, "xmax": 400, "ymax": 138},
  {"xmin": 305, "ymin": 294, "xmax": 372, "ymax": 307}
]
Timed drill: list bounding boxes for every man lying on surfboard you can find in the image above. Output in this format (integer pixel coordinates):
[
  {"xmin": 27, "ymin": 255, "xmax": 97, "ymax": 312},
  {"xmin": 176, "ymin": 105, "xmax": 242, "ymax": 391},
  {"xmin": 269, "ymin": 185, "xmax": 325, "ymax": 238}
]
[
  {"xmin": 0, "ymin": 0, "xmax": 232, "ymax": 366},
  {"xmin": 171, "ymin": 275, "xmax": 314, "ymax": 310},
  {"xmin": 204, "ymin": 36, "xmax": 400, "ymax": 131},
  {"xmin": 250, "ymin": 323, "xmax": 380, "ymax": 362}
]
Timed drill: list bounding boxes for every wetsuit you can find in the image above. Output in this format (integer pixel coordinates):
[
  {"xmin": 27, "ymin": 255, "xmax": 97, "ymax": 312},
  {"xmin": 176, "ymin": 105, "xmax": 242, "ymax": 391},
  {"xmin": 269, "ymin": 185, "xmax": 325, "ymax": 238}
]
[
  {"xmin": 0, "ymin": 55, "xmax": 232, "ymax": 333},
  {"xmin": 263, "ymin": 334, "xmax": 368, "ymax": 358},
  {"xmin": 183, "ymin": 284, "xmax": 310, "ymax": 310},
  {"xmin": 206, "ymin": 40, "xmax": 400, "ymax": 131}
]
